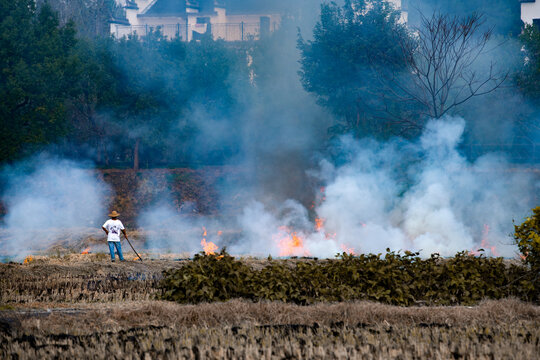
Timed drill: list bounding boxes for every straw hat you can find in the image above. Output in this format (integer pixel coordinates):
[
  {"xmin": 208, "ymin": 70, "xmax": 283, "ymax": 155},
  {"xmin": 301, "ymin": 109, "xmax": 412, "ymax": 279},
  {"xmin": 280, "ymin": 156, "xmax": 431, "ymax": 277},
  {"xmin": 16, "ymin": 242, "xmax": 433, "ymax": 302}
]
[{"xmin": 108, "ymin": 210, "xmax": 120, "ymax": 218}]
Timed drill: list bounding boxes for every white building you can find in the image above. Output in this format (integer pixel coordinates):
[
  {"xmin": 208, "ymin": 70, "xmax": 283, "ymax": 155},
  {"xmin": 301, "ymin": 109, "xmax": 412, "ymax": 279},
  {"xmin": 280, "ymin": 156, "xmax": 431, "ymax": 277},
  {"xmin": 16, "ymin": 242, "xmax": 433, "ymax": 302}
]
[
  {"xmin": 393, "ymin": 0, "xmax": 408, "ymax": 23},
  {"xmin": 111, "ymin": 0, "xmax": 407, "ymax": 41},
  {"xmin": 111, "ymin": 0, "xmax": 282, "ymax": 41},
  {"xmin": 521, "ymin": 0, "xmax": 540, "ymax": 26}
]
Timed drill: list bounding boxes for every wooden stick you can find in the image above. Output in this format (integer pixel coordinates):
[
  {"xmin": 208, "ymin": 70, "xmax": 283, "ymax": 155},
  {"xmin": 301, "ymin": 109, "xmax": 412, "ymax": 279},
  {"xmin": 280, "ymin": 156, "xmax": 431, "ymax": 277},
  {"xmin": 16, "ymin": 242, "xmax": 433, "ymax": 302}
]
[{"xmin": 125, "ymin": 237, "xmax": 143, "ymax": 261}]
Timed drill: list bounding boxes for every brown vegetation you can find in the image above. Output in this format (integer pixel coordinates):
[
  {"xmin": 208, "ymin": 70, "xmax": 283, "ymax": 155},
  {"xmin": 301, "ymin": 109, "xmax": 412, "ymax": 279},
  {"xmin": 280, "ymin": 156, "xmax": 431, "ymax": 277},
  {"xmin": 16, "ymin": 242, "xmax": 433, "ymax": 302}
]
[
  {"xmin": 7, "ymin": 298, "xmax": 539, "ymax": 332},
  {"xmin": 0, "ymin": 258, "xmax": 179, "ymax": 305},
  {"xmin": 1, "ymin": 300, "xmax": 539, "ymax": 359},
  {"xmin": 98, "ymin": 168, "xmax": 238, "ymax": 224},
  {"xmin": 4, "ymin": 322, "xmax": 538, "ymax": 359}
]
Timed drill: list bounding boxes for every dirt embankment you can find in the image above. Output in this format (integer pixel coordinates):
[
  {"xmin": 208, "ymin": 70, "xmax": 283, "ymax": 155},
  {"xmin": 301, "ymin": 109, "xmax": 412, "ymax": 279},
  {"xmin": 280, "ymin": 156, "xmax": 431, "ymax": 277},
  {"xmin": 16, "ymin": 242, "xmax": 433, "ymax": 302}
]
[{"xmin": 99, "ymin": 167, "xmax": 241, "ymax": 226}]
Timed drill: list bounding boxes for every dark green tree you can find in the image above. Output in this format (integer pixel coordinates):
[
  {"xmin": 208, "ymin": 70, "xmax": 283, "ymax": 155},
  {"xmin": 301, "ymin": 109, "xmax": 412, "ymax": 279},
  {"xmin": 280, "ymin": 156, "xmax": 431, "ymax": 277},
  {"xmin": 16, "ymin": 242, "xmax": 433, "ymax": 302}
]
[
  {"xmin": 518, "ymin": 24, "xmax": 540, "ymax": 103},
  {"xmin": 171, "ymin": 37, "xmax": 248, "ymax": 166},
  {"xmin": 104, "ymin": 32, "xmax": 184, "ymax": 169},
  {"xmin": 36, "ymin": 0, "xmax": 119, "ymax": 38},
  {"xmin": 0, "ymin": 1, "xmax": 79, "ymax": 162},
  {"xmin": 184, "ymin": 38, "xmax": 238, "ymax": 112},
  {"xmin": 86, "ymin": 33, "xmax": 244, "ymax": 169},
  {"xmin": 66, "ymin": 36, "xmax": 120, "ymax": 164},
  {"xmin": 298, "ymin": 0, "xmax": 411, "ymax": 138},
  {"xmin": 515, "ymin": 24, "xmax": 540, "ymax": 144}
]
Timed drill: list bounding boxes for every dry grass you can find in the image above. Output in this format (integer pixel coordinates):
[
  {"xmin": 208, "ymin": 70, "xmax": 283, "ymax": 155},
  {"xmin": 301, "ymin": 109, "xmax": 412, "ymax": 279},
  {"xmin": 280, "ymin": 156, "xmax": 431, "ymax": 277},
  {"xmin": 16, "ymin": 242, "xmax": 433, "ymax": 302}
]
[
  {"xmin": 3, "ymin": 298, "xmax": 538, "ymax": 334},
  {"xmin": 0, "ymin": 259, "xmax": 179, "ymax": 305},
  {"xmin": 2, "ymin": 322, "xmax": 538, "ymax": 359},
  {"xmin": 1, "ymin": 300, "xmax": 539, "ymax": 359}
]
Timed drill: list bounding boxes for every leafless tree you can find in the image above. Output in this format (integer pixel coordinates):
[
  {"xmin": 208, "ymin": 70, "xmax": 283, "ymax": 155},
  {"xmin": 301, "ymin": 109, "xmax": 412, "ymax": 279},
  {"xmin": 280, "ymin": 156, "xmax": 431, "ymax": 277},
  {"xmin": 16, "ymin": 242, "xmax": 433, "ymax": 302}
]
[{"xmin": 389, "ymin": 12, "xmax": 507, "ymax": 126}]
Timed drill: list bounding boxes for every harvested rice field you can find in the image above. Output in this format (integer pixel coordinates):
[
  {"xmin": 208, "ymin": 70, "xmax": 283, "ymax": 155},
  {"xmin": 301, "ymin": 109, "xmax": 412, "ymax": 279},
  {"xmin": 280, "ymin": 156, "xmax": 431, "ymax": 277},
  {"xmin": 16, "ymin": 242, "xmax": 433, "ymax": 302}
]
[{"xmin": 1, "ymin": 256, "xmax": 539, "ymax": 359}]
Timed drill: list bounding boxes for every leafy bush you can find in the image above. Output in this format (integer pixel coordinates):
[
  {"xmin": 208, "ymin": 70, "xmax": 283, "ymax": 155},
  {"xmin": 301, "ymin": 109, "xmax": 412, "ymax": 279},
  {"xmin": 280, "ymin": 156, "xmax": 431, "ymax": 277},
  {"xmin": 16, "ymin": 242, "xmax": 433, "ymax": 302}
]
[
  {"xmin": 159, "ymin": 249, "xmax": 255, "ymax": 303},
  {"xmin": 514, "ymin": 206, "xmax": 540, "ymax": 270},
  {"xmin": 159, "ymin": 250, "xmax": 539, "ymax": 306}
]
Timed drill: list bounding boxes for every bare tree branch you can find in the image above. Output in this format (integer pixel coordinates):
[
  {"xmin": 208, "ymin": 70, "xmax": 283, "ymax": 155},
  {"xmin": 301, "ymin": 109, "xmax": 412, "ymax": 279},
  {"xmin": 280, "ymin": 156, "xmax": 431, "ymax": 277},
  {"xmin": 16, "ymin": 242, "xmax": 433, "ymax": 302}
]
[{"xmin": 392, "ymin": 12, "xmax": 507, "ymax": 123}]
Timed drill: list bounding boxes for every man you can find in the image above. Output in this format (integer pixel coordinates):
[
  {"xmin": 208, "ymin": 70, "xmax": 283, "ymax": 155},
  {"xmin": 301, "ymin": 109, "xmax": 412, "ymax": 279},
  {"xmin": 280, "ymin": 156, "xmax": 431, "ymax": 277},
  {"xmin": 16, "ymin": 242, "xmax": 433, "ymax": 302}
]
[{"xmin": 102, "ymin": 210, "xmax": 127, "ymax": 262}]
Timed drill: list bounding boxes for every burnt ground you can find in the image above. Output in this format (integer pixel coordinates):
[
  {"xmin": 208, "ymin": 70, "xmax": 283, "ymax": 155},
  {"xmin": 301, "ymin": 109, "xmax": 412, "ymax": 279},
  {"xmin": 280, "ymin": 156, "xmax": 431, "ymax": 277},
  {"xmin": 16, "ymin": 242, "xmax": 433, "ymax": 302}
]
[{"xmin": 0, "ymin": 257, "xmax": 539, "ymax": 359}]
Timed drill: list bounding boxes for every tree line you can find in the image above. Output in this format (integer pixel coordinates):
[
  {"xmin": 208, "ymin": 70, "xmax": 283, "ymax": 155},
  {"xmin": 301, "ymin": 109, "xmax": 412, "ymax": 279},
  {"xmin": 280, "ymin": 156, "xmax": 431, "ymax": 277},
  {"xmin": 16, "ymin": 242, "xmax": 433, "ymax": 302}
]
[
  {"xmin": 1, "ymin": 0, "xmax": 539, "ymax": 168},
  {"xmin": 1, "ymin": 1, "xmax": 247, "ymax": 168}
]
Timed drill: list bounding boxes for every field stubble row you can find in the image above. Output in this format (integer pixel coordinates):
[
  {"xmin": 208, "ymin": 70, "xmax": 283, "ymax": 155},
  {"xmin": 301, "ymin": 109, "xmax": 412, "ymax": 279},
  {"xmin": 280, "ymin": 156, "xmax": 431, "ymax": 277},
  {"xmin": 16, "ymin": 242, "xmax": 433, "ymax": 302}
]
[
  {"xmin": 0, "ymin": 257, "xmax": 179, "ymax": 304},
  {"xmin": 1, "ymin": 300, "xmax": 539, "ymax": 359}
]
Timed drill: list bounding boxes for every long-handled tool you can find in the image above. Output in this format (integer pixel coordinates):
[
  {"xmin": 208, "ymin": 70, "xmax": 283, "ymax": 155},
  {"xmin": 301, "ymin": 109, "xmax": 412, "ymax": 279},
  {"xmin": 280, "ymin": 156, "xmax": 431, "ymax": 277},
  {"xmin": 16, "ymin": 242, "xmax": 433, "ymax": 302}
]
[{"xmin": 125, "ymin": 237, "xmax": 143, "ymax": 261}]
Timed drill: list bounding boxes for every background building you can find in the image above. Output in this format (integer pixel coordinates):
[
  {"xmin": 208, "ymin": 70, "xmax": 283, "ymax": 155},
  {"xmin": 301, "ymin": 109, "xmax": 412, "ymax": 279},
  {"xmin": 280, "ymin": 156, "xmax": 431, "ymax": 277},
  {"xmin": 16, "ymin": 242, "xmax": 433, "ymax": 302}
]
[
  {"xmin": 111, "ymin": 0, "xmax": 407, "ymax": 41},
  {"xmin": 111, "ymin": 0, "xmax": 282, "ymax": 40},
  {"xmin": 521, "ymin": 0, "xmax": 540, "ymax": 26}
]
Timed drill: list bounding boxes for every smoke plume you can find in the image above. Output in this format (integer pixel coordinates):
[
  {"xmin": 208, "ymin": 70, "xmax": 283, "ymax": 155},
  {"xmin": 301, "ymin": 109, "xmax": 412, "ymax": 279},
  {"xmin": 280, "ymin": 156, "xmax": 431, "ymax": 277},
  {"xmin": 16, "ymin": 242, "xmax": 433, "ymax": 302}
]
[
  {"xmin": 139, "ymin": 117, "xmax": 537, "ymax": 258},
  {"xmin": 0, "ymin": 155, "xmax": 110, "ymax": 259}
]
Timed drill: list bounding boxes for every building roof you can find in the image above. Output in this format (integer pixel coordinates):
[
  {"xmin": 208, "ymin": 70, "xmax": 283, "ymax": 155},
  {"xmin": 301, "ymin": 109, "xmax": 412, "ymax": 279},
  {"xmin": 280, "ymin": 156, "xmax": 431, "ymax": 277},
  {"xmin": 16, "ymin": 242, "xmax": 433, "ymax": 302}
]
[
  {"xmin": 139, "ymin": 0, "xmax": 286, "ymax": 17},
  {"xmin": 226, "ymin": 0, "xmax": 289, "ymax": 14},
  {"xmin": 140, "ymin": 0, "xmax": 188, "ymax": 17}
]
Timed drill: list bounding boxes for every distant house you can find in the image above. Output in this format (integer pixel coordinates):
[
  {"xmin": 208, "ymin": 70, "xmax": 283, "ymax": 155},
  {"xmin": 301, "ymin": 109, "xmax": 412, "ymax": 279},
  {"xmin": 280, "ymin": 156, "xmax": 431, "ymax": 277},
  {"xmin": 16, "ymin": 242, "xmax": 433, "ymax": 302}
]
[
  {"xmin": 394, "ymin": 0, "xmax": 408, "ymax": 23},
  {"xmin": 111, "ymin": 0, "xmax": 282, "ymax": 41},
  {"xmin": 111, "ymin": 0, "xmax": 407, "ymax": 41},
  {"xmin": 521, "ymin": 0, "xmax": 540, "ymax": 26}
]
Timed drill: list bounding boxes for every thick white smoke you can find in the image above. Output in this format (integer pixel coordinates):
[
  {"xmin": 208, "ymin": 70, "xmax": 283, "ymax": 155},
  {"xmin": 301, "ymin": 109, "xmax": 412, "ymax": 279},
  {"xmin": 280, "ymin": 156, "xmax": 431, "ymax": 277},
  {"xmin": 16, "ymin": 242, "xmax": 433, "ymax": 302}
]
[
  {"xmin": 138, "ymin": 117, "xmax": 536, "ymax": 258},
  {"xmin": 234, "ymin": 117, "xmax": 535, "ymax": 257},
  {"xmin": 314, "ymin": 117, "xmax": 535, "ymax": 257},
  {"xmin": 137, "ymin": 200, "xmax": 210, "ymax": 254},
  {"xmin": 0, "ymin": 156, "xmax": 110, "ymax": 259}
]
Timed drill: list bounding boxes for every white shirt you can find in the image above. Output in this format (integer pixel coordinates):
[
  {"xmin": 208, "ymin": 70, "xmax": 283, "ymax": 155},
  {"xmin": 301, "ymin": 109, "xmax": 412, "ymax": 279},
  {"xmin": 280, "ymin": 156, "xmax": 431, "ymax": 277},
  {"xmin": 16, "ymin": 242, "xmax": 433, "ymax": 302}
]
[{"xmin": 103, "ymin": 219, "xmax": 125, "ymax": 242}]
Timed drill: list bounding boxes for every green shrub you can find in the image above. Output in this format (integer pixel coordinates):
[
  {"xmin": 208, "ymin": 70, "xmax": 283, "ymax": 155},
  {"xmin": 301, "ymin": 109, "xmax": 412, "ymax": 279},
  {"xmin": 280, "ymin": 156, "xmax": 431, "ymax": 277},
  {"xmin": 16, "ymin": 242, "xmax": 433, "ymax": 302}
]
[
  {"xmin": 159, "ymin": 249, "xmax": 255, "ymax": 303},
  {"xmin": 514, "ymin": 206, "xmax": 540, "ymax": 270},
  {"xmin": 159, "ymin": 250, "xmax": 539, "ymax": 306}
]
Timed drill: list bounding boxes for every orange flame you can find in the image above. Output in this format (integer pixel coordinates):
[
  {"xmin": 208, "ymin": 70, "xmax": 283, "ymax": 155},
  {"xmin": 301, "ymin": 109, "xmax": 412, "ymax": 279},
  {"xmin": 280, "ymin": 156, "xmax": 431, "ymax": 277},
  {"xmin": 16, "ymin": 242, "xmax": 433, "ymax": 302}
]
[
  {"xmin": 81, "ymin": 247, "xmax": 90, "ymax": 255},
  {"xmin": 314, "ymin": 217, "xmax": 338, "ymax": 240},
  {"xmin": 23, "ymin": 256, "xmax": 34, "ymax": 265},
  {"xmin": 201, "ymin": 239, "xmax": 218, "ymax": 255},
  {"xmin": 315, "ymin": 218, "xmax": 325, "ymax": 232},
  {"xmin": 340, "ymin": 244, "xmax": 356, "ymax": 255},
  {"xmin": 276, "ymin": 226, "xmax": 310, "ymax": 257},
  {"xmin": 470, "ymin": 224, "xmax": 499, "ymax": 257},
  {"xmin": 201, "ymin": 226, "xmax": 218, "ymax": 255}
]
